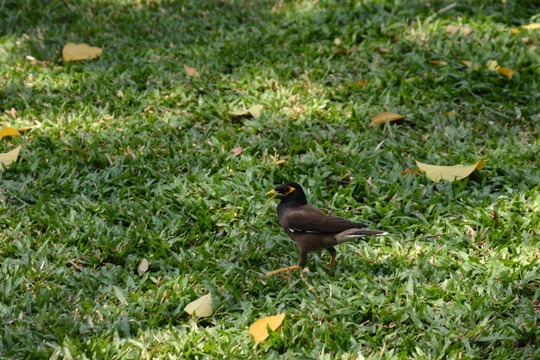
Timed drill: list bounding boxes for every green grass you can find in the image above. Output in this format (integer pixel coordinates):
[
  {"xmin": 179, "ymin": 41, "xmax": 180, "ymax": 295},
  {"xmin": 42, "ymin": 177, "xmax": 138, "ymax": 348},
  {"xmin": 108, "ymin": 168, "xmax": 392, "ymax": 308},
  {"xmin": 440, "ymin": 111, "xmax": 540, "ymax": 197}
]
[{"xmin": 1, "ymin": 0, "xmax": 539, "ymax": 358}]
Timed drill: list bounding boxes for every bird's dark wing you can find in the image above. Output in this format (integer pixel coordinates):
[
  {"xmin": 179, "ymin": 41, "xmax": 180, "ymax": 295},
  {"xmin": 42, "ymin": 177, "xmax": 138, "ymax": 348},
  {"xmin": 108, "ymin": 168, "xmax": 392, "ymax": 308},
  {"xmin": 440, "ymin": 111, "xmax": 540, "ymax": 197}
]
[{"xmin": 284, "ymin": 205, "xmax": 365, "ymax": 234}]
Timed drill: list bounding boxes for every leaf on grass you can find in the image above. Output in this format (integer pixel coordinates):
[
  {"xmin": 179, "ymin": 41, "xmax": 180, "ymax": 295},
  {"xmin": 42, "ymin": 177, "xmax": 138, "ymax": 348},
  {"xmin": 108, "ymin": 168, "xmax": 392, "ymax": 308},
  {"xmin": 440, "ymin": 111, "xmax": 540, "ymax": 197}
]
[
  {"xmin": 486, "ymin": 60, "xmax": 515, "ymax": 79},
  {"xmin": 249, "ymin": 313, "xmax": 285, "ymax": 342},
  {"xmin": 377, "ymin": 47, "xmax": 391, "ymax": 53},
  {"xmin": 486, "ymin": 60, "xmax": 499, "ymax": 71},
  {"xmin": 0, "ymin": 127, "xmax": 21, "ymax": 138},
  {"xmin": 333, "ymin": 38, "xmax": 342, "ymax": 46},
  {"xmin": 229, "ymin": 104, "xmax": 263, "ymax": 119},
  {"xmin": 232, "ymin": 146, "xmax": 243, "ymax": 156},
  {"xmin": 510, "ymin": 28, "xmax": 521, "ymax": 34},
  {"xmin": 137, "ymin": 258, "xmax": 149, "ymax": 275},
  {"xmin": 0, "ymin": 145, "xmax": 21, "ymax": 168},
  {"xmin": 184, "ymin": 293, "xmax": 214, "ymax": 318},
  {"xmin": 184, "ymin": 64, "xmax": 198, "ymax": 76},
  {"xmin": 444, "ymin": 111, "xmax": 456, "ymax": 116},
  {"xmin": 370, "ymin": 112, "xmax": 406, "ymax": 126},
  {"xmin": 461, "ymin": 60, "xmax": 479, "ymax": 70},
  {"xmin": 356, "ymin": 80, "xmax": 368, "ymax": 86},
  {"xmin": 63, "ymin": 43, "xmax": 102, "ymax": 62},
  {"xmin": 446, "ymin": 25, "xmax": 472, "ymax": 36},
  {"xmin": 414, "ymin": 159, "xmax": 485, "ymax": 183},
  {"xmin": 496, "ymin": 67, "xmax": 516, "ymax": 79},
  {"xmin": 521, "ymin": 23, "xmax": 540, "ymax": 30},
  {"xmin": 429, "ymin": 60, "xmax": 448, "ymax": 65}
]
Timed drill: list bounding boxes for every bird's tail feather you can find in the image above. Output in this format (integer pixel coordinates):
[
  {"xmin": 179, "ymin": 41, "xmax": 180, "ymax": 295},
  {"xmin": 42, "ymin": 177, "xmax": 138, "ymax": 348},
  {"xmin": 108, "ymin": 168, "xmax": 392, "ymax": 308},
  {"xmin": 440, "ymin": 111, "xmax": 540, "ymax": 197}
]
[{"xmin": 335, "ymin": 228, "xmax": 388, "ymax": 243}]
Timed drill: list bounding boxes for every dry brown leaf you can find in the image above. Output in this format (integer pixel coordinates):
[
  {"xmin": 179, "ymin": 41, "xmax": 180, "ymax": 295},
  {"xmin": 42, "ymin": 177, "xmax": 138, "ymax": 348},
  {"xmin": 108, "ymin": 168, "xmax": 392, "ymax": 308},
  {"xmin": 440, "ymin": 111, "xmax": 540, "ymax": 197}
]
[
  {"xmin": 370, "ymin": 112, "xmax": 406, "ymax": 126},
  {"xmin": 356, "ymin": 80, "xmax": 368, "ymax": 86},
  {"xmin": 232, "ymin": 146, "xmax": 243, "ymax": 156},
  {"xmin": 446, "ymin": 25, "xmax": 472, "ymax": 36},
  {"xmin": 0, "ymin": 145, "xmax": 21, "ymax": 168},
  {"xmin": 249, "ymin": 313, "xmax": 286, "ymax": 342},
  {"xmin": 429, "ymin": 60, "xmax": 448, "ymax": 65},
  {"xmin": 0, "ymin": 127, "xmax": 21, "ymax": 138},
  {"xmin": 414, "ymin": 159, "xmax": 485, "ymax": 183},
  {"xmin": 497, "ymin": 67, "xmax": 516, "ymax": 79},
  {"xmin": 184, "ymin": 293, "xmax": 214, "ymax": 318},
  {"xmin": 63, "ymin": 43, "xmax": 102, "ymax": 62},
  {"xmin": 377, "ymin": 47, "xmax": 391, "ymax": 53},
  {"xmin": 522, "ymin": 23, "xmax": 540, "ymax": 30},
  {"xmin": 184, "ymin": 64, "xmax": 198, "ymax": 76}
]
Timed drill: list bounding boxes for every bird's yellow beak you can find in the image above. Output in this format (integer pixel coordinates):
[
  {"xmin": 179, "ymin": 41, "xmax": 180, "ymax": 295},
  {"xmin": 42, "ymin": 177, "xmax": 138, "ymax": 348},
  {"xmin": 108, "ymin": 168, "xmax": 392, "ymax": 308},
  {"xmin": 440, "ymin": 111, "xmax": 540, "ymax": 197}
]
[{"xmin": 266, "ymin": 189, "xmax": 278, "ymax": 201}]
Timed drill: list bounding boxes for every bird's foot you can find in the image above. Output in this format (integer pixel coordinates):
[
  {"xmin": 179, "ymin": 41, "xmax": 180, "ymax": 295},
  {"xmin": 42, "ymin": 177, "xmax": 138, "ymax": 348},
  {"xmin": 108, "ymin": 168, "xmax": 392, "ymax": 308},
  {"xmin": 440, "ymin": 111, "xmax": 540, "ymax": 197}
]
[{"xmin": 264, "ymin": 265, "xmax": 302, "ymax": 277}]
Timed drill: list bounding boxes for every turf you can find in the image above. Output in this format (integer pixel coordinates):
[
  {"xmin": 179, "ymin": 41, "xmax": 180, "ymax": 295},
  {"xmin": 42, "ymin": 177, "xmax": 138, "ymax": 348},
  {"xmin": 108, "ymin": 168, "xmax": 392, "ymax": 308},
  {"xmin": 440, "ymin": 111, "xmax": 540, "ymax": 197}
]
[{"xmin": 0, "ymin": 0, "xmax": 539, "ymax": 359}]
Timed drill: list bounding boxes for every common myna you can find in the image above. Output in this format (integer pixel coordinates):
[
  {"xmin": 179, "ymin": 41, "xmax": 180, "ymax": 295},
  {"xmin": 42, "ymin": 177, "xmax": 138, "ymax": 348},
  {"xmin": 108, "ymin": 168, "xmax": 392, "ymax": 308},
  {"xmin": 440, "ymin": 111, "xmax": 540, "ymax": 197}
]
[{"xmin": 265, "ymin": 182, "xmax": 388, "ymax": 276}]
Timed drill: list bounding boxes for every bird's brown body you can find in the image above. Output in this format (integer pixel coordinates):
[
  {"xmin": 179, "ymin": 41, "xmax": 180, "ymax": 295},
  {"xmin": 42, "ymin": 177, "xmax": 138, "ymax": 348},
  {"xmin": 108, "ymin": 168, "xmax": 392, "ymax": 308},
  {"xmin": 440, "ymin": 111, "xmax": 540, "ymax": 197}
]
[{"xmin": 266, "ymin": 182, "xmax": 388, "ymax": 275}]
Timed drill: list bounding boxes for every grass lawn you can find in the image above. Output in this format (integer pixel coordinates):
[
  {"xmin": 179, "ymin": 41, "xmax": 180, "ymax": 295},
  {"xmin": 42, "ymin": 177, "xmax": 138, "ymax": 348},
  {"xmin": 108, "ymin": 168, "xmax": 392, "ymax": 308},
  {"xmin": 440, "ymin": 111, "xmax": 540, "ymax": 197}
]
[{"xmin": 1, "ymin": 0, "xmax": 539, "ymax": 358}]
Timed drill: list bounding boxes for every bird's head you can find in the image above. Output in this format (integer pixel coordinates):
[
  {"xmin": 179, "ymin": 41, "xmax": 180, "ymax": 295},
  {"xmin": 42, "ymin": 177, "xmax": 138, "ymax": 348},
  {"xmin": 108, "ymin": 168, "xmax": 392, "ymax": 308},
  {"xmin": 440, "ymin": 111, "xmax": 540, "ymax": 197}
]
[{"xmin": 266, "ymin": 182, "xmax": 307, "ymax": 205}]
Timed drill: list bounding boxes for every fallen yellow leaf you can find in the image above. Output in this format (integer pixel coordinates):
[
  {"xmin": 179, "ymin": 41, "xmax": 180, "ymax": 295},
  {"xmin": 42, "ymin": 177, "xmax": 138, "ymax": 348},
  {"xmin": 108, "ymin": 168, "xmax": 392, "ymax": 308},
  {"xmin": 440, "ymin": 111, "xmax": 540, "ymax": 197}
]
[
  {"xmin": 333, "ymin": 38, "xmax": 342, "ymax": 46},
  {"xmin": 444, "ymin": 111, "xmax": 456, "ymax": 116},
  {"xmin": 184, "ymin": 64, "xmax": 198, "ymax": 76},
  {"xmin": 229, "ymin": 104, "xmax": 263, "ymax": 119},
  {"xmin": 0, "ymin": 127, "xmax": 21, "ymax": 138},
  {"xmin": 497, "ymin": 67, "xmax": 516, "ymax": 79},
  {"xmin": 521, "ymin": 23, "xmax": 540, "ymax": 30},
  {"xmin": 184, "ymin": 293, "xmax": 214, "ymax": 318},
  {"xmin": 0, "ymin": 145, "xmax": 21, "ymax": 168},
  {"xmin": 429, "ymin": 60, "xmax": 448, "ymax": 65},
  {"xmin": 356, "ymin": 80, "xmax": 368, "ymax": 86},
  {"xmin": 510, "ymin": 28, "xmax": 521, "ymax": 34},
  {"xmin": 415, "ymin": 159, "xmax": 485, "ymax": 183},
  {"xmin": 370, "ymin": 112, "xmax": 406, "ymax": 126},
  {"xmin": 486, "ymin": 60, "xmax": 499, "ymax": 71},
  {"xmin": 249, "ymin": 313, "xmax": 286, "ymax": 342},
  {"xmin": 62, "ymin": 43, "xmax": 102, "ymax": 62}
]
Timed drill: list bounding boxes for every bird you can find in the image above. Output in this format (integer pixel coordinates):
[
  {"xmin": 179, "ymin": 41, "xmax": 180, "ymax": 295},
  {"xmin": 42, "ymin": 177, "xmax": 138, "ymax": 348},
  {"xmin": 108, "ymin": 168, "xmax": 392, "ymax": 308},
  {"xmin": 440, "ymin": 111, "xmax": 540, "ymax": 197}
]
[{"xmin": 265, "ymin": 182, "xmax": 388, "ymax": 276}]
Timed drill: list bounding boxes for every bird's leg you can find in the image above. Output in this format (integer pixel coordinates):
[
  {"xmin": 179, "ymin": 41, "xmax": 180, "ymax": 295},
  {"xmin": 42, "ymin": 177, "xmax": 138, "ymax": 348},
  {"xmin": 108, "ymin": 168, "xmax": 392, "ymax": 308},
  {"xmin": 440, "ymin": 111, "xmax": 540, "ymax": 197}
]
[
  {"xmin": 264, "ymin": 250, "xmax": 307, "ymax": 277},
  {"xmin": 264, "ymin": 265, "xmax": 302, "ymax": 277},
  {"xmin": 327, "ymin": 247, "xmax": 337, "ymax": 268}
]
